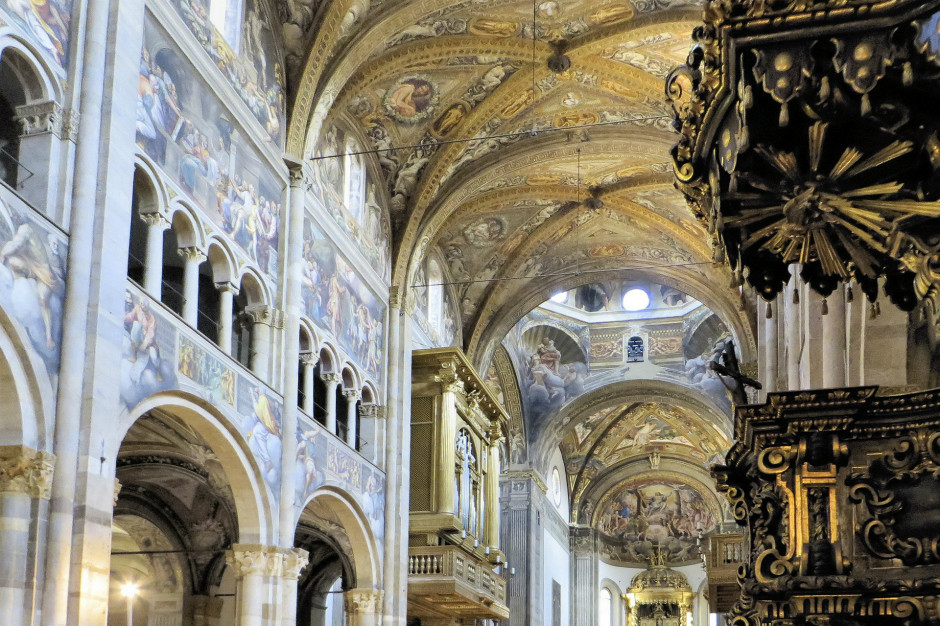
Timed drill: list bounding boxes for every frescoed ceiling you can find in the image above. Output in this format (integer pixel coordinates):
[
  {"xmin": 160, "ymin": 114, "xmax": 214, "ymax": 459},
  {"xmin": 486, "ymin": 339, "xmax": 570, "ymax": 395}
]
[{"xmin": 282, "ymin": 0, "xmax": 759, "ymax": 554}]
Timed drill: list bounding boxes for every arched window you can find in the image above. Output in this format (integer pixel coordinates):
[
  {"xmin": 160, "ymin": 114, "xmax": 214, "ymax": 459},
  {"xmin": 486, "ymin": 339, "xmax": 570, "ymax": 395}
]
[
  {"xmin": 343, "ymin": 138, "xmax": 365, "ymax": 221},
  {"xmin": 0, "ymin": 83, "xmax": 18, "ymax": 188},
  {"xmin": 208, "ymin": 0, "xmax": 244, "ymax": 52},
  {"xmin": 627, "ymin": 336, "xmax": 644, "ymax": 363},
  {"xmin": 428, "ymin": 260, "xmax": 443, "ymax": 333},
  {"xmin": 599, "ymin": 588, "xmax": 613, "ymax": 626}
]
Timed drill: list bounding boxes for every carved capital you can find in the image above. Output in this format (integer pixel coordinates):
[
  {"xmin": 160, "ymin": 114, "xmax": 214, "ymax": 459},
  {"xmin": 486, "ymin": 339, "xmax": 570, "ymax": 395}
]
[
  {"xmin": 62, "ymin": 108, "xmax": 79, "ymax": 142},
  {"xmin": 287, "ymin": 163, "xmax": 312, "ymax": 191},
  {"xmin": 342, "ymin": 388, "xmax": 361, "ymax": 401},
  {"xmin": 215, "ymin": 281, "xmax": 240, "ymax": 296},
  {"xmin": 359, "ymin": 404, "xmax": 385, "ymax": 419},
  {"xmin": 0, "ymin": 446, "xmax": 55, "ymax": 499},
  {"xmin": 140, "ymin": 212, "xmax": 170, "ymax": 229},
  {"xmin": 226, "ymin": 545, "xmax": 273, "ymax": 577},
  {"xmin": 343, "ymin": 588, "xmax": 383, "ymax": 615},
  {"xmin": 300, "ymin": 352, "xmax": 320, "ymax": 367},
  {"xmin": 113, "ymin": 478, "xmax": 122, "ymax": 507},
  {"xmin": 321, "ymin": 372, "xmax": 341, "ymax": 385},
  {"xmin": 178, "ymin": 246, "xmax": 207, "ymax": 264},
  {"xmin": 243, "ymin": 305, "xmax": 277, "ymax": 327},
  {"xmin": 282, "ymin": 547, "xmax": 309, "ymax": 581},
  {"xmin": 15, "ymin": 100, "xmax": 65, "ymax": 138}
]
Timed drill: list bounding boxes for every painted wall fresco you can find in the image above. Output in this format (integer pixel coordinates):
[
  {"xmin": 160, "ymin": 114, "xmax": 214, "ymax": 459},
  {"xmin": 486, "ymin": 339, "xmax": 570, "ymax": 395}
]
[
  {"xmin": 0, "ymin": 0, "xmax": 71, "ymax": 67},
  {"xmin": 301, "ymin": 218, "xmax": 385, "ymax": 384},
  {"xmin": 0, "ymin": 191, "xmax": 67, "ymax": 378},
  {"xmin": 169, "ymin": 0, "xmax": 285, "ymax": 145},
  {"xmin": 312, "ymin": 127, "xmax": 391, "ymax": 281},
  {"xmin": 595, "ymin": 479, "xmax": 717, "ymax": 563},
  {"xmin": 295, "ymin": 413, "xmax": 386, "ymax": 545},
  {"xmin": 137, "ymin": 18, "xmax": 281, "ymax": 280},
  {"xmin": 120, "ymin": 285, "xmax": 283, "ymax": 494}
]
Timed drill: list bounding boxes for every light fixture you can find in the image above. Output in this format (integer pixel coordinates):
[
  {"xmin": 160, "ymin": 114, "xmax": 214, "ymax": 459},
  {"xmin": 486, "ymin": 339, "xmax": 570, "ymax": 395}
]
[
  {"xmin": 550, "ymin": 291, "xmax": 567, "ymax": 303},
  {"xmin": 622, "ymin": 288, "xmax": 650, "ymax": 311},
  {"xmin": 121, "ymin": 582, "xmax": 139, "ymax": 626}
]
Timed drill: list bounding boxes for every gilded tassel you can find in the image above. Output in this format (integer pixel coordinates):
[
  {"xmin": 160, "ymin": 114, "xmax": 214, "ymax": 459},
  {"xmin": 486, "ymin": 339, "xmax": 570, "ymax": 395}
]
[
  {"xmin": 766, "ymin": 302, "xmax": 773, "ymax": 319},
  {"xmin": 846, "ymin": 285, "xmax": 854, "ymax": 303},
  {"xmin": 819, "ymin": 76, "xmax": 830, "ymax": 101},
  {"xmin": 779, "ymin": 102, "xmax": 789, "ymax": 127},
  {"xmin": 903, "ymin": 62, "xmax": 913, "ymax": 86},
  {"xmin": 821, "ymin": 298, "xmax": 828, "ymax": 315},
  {"xmin": 793, "ymin": 287, "xmax": 800, "ymax": 304},
  {"xmin": 861, "ymin": 93, "xmax": 871, "ymax": 116}
]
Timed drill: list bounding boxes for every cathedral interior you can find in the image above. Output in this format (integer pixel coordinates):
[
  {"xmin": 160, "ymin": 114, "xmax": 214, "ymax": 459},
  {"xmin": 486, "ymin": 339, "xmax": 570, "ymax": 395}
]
[{"xmin": 0, "ymin": 0, "xmax": 939, "ymax": 624}]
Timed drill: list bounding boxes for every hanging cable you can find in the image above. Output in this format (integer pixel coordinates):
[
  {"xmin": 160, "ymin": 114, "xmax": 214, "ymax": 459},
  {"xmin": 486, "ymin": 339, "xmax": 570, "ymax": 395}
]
[{"xmin": 307, "ymin": 115, "xmax": 669, "ymax": 161}]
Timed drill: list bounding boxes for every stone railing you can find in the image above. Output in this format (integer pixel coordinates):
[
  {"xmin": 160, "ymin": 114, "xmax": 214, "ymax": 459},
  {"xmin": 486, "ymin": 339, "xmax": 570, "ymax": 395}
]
[
  {"xmin": 408, "ymin": 545, "xmax": 507, "ymax": 605},
  {"xmin": 707, "ymin": 533, "xmax": 744, "ymax": 569}
]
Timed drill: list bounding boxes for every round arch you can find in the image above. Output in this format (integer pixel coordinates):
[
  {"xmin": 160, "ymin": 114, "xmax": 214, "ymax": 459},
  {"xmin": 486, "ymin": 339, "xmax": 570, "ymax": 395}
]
[
  {"xmin": 166, "ymin": 200, "xmax": 207, "ymax": 250},
  {"xmin": 531, "ymin": 378, "xmax": 732, "ymax": 473},
  {"xmin": 0, "ymin": 297, "xmax": 55, "ymax": 450},
  {"xmin": 0, "ymin": 30, "xmax": 64, "ymax": 102},
  {"xmin": 294, "ymin": 485, "xmax": 381, "ymax": 589},
  {"xmin": 111, "ymin": 391, "xmax": 277, "ymax": 545}
]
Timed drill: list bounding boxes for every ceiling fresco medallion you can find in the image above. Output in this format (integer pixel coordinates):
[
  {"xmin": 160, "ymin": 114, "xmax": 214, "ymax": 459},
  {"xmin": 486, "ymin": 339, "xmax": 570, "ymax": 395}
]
[{"xmin": 384, "ymin": 76, "xmax": 439, "ymax": 123}]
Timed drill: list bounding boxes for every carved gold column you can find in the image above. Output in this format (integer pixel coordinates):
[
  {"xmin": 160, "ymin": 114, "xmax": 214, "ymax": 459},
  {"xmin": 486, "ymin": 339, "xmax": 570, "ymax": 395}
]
[
  {"xmin": 483, "ymin": 421, "xmax": 501, "ymax": 550},
  {"xmin": 344, "ymin": 588, "xmax": 383, "ymax": 626},
  {"xmin": 434, "ymin": 374, "xmax": 461, "ymax": 515}
]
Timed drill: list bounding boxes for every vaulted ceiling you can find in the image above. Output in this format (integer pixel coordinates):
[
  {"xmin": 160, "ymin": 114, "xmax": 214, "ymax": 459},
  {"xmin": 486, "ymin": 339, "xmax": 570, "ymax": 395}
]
[{"xmin": 282, "ymin": 0, "xmax": 756, "ymax": 370}]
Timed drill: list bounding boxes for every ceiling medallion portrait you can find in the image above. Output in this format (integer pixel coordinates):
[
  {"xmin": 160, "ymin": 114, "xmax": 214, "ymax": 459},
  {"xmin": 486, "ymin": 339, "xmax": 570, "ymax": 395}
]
[{"xmin": 384, "ymin": 76, "xmax": 439, "ymax": 124}]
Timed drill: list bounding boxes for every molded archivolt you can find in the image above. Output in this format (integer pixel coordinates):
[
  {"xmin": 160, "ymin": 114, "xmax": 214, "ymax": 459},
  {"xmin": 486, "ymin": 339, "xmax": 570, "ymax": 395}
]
[{"xmin": 113, "ymin": 391, "xmax": 279, "ymax": 545}]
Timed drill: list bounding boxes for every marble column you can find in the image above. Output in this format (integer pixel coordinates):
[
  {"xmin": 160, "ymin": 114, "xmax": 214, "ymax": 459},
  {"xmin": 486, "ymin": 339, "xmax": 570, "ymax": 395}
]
[
  {"xmin": 227, "ymin": 545, "xmax": 270, "ymax": 626},
  {"xmin": 245, "ymin": 305, "xmax": 278, "ymax": 382},
  {"xmin": 179, "ymin": 246, "xmax": 206, "ymax": 327},
  {"xmin": 322, "ymin": 373, "xmax": 340, "ymax": 435},
  {"xmin": 216, "ymin": 281, "xmax": 238, "ymax": 355},
  {"xmin": 822, "ymin": 289, "xmax": 847, "ymax": 388},
  {"xmin": 344, "ymin": 588, "xmax": 383, "ymax": 626},
  {"xmin": 141, "ymin": 212, "xmax": 169, "ymax": 298},
  {"xmin": 500, "ymin": 473, "xmax": 543, "ymax": 626},
  {"xmin": 280, "ymin": 163, "xmax": 310, "ymax": 550},
  {"xmin": 343, "ymin": 389, "xmax": 360, "ymax": 448},
  {"xmin": 570, "ymin": 527, "xmax": 598, "ymax": 626},
  {"xmin": 280, "ymin": 548, "xmax": 309, "ymax": 626},
  {"xmin": 0, "ymin": 448, "xmax": 53, "ymax": 626},
  {"xmin": 764, "ymin": 296, "xmax": 778, "ymax": 394},
  {"xmin": 300, "ymin": 353, "xmax": 318, "ymax": 415},
  {"xmin": 191, "ymin": 595, "xmax": 224, "ymax": 626},
  {"xmin": 382, "ymin": 286, "xmax": 412, "ymax": 625},
  {"xmin": 359, "ymin": 405, "xmax": 385, "ymax": 466},
  {"xmin": 785, "ymin": 266, "xmax": 801, "ymax": 389}
]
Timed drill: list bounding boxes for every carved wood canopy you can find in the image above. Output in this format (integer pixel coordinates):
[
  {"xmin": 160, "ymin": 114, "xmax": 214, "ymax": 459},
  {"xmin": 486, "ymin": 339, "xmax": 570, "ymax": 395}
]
[{"xmin": 669, "ymin": 0, "xmax": 940, "ymax": 310}]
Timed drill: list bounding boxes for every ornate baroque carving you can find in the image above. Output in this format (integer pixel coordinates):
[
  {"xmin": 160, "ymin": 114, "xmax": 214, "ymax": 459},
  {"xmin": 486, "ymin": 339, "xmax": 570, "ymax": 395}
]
[{"xmin": 0, "ymin": 446, "xmax": 55, "ymax": 499}]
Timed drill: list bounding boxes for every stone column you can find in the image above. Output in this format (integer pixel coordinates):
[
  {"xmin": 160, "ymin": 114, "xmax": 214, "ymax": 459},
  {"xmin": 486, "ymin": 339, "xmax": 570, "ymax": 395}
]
[
  {"xmin": 300, "ymin": 353, "xmax": 318, "ymax": 415},
  {"xmin": 822, "ymin": 289, "xmax": 847, "ymax": 388},
  {"xmin": 570, "ymin": 527, "xmax": 598, "ymax": 626},
  {"xmin": 382, "ymin": 286, "xmax": 412, "ymax": 625},
  {"xmin": 764, "ymin": 296, "xmax": 778, "ymax": 394},
  {"xmin": 500, "ymin": 473, "xmax": 544, "ymax": 626},
  {"xmin": 343, "ymin": 389, "xmax": 360, "ymax": 448},
  {"xmin": 141, "ymin": 212, "xmax": 169, "ymax": 298},
  {"xmin": 358, "ymin": 405, "xmax": 385, "ymax": 466},
  {"xmin": 280, "ymin": 548, "xmax": 309, "ymax": 626},
  {"xmin": 322, "ymin": 373, "xmax": 340, "ymax": 434},
  {"xmin": 179, "ymin": 246, "xmax": 206, "ymax": 326},
  {"xmin": 13, "ymin": 100, "xmax": 70, "ymax": 212},
  {"xmin": 344, "ymin": 588, "xmax": 383, "ymax": 626},
  {"xmin": 244, "ymin": 305, "xmax": 279, "ymax": 382},
  {"xmin": 191, "ymin": 595, "xmax": 223, "ymax": 626},
  {"xmin": 0, "ymin": 448, "xmax": 53, "ymax": 626},
  {"xmin": 785, "ymin": 266, "xmax": 801, "ymax": 389},
  {"xmin": 227, "ymin": 546, "xmax": 270, "ymax": 626},
  {"xmin": 436, "ymin": 380, "xmax": 461, "ymax": 514},
  {"xmin": 216, "ymin": 281, "xmax": 239, "ymax": 355}
]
